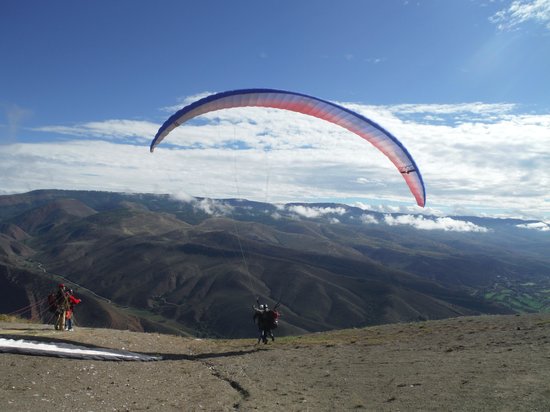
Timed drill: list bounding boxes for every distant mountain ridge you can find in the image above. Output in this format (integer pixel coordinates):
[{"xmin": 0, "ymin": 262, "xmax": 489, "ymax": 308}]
[{"xmin": 1, "ymin": 189, "xmax": 548, "ymax": 337}]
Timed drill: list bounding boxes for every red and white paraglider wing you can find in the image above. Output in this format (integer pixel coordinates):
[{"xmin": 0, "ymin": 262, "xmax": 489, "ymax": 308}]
[{"xmin": 150, "ymin": 89, "xmax": 426, "ymax": 207}]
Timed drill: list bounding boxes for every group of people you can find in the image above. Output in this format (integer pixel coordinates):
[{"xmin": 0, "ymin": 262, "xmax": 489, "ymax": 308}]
[
  {"xmin": 48, "ymin": 286, "xmax": 277, "ymax": 340},
  {"xmin": 252, "ymin": 302, "xmax": 279, "ymax": 344},
  {"xmin": 48, "ymin": 284, "xmax": 81, "ymax": 331}
]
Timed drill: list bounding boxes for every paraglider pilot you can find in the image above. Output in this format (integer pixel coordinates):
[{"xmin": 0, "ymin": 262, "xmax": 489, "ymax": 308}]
[
  {"xmin": 253, "ymin": 302, "xmax": 279, "ymax": 344},
  {"xmin": 54, "ymin": 284, "xmax": 70, "ymax": 331}
]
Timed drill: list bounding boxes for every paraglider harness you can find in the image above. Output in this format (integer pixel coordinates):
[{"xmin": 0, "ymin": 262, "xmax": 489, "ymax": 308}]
[
  {"xmin": 48, "ymin": 285, "xmax": 69, "ymax": 314},
  {"xmin": 266, "ymin": 306, "xmax": 279, "ymax": 329},
  {"xmin": 48, "ymin": 285, "xmax": 75, "ymax": 314},
  {"xmin": 255, "ymin": 298, "xmax": 280, "ymax": 330}
]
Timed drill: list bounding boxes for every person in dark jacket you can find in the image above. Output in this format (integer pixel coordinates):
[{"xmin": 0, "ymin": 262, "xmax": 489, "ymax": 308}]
[
  {"xmin": 54, "ymin": 284, "xmax": 70, "ymax": 331},
  {"xmin": 253, "ymin": 304, "xmax": 277, "ymax": 344}
]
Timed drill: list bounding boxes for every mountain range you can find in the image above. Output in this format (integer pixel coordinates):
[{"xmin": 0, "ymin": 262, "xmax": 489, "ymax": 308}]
[{"xmin": 1, "ymin": 189, "xmax": 548, "ymax": 338}]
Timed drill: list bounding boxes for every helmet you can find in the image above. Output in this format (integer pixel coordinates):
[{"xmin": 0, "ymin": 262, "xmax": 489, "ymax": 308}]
[{"xmin": 58, "ymin": 283, "xmax": 65, "ymax": 288}]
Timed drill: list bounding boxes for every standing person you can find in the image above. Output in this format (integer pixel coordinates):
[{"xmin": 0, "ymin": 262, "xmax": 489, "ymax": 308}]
[
  {"xmin": 54, "ymin": 284, "xmax": 70, "ymax": 331},
  {"xmin": 253, "ymin": 303, "xmax": 278, "ymax": 344},
  {"xmin": 65, "ymin": 290, "xmax": 81, "ymax": 331},
  {"xmin": 253, "ymin": 304, "xmax": 268, "ymax": 344}
]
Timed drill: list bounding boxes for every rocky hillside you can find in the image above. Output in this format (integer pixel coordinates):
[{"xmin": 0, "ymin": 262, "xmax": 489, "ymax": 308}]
[{"xmin": 1, "ymin": 190, "xmax": 548, "ymax": 338}]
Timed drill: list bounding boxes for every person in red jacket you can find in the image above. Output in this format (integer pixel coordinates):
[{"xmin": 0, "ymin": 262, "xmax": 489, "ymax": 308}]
[{"xmin": 64, "ymin": 290, "xmax": 81, "ymax": 331}]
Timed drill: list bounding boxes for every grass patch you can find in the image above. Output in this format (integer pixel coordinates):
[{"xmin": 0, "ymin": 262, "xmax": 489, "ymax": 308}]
[
  {"xmin": 485, "ymin": 285, "xmax": 549, "ymax": 313},
  {"xmin": 517, "ymin": 295, "xmax": 543, "ymax": 310},
  {"xmin": 0, "ymin": 314, "xmax": 33, "ymax": 323}
]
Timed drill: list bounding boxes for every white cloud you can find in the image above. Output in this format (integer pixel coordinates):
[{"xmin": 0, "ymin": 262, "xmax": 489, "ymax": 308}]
[
  {"xmin": 385, "ymin": 102, "xmax": 517, "ymax": 116},
  {"xmin": 353, "ymin": 202, "xmax": 446, "ymax": 217},
  {"xmin": 169, "ymin": 192, "xmax": 233, "ymax": 216},
  {"xmin": 193, "ymin": 198, "xmax": 234, "ymax": 216},
  {"xmin": 162, "ymin": 92, "xmax": 215, "ymax": 113},
  {"xmin": 490, "ymin": 0, "xmax": 550, "ymax": 31},
  {"xmin": 2, "ymin": 95, "xmax": 549, "ymax": 220},
  {"xmin": 360, "ymin": 214, "xmax": 379, "ymax": 224},
  {"xmin": 364, "ymin": 57, "xmax": 385, "ymax": 64},
  {"xmin": 171, "ymin": 191, "xmax": 234, "ymax": 216},
  {"xmin": 516, "ymin": 221, "xmax": 550, "ymax": 231},
  {"xmin": 384, "ymin": 215, "xmax": 489, "ymax": 232},
  {"xmin": 170, "ymin": 191, "xmax": 195, "ymax": 203},
  {"xmin": 33, "ymin": 119, "xmax": 156, "ymax": 143},
  {"xmin": 288, "ymin": 205, "xmax": 346, "ymax": 219}
]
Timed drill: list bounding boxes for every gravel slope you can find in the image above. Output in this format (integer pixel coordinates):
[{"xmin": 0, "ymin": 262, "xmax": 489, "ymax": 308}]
[{"xmin": 1, "ymin": 313, "xmax": 550, "ymax": 411}]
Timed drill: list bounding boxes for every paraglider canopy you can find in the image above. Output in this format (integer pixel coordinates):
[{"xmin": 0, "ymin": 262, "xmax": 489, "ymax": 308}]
[{"xmin": 151, "ymin": 88, "xmax": 426, "ymax": 207}]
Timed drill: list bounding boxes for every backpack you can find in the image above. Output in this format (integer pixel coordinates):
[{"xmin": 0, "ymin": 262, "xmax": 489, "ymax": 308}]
[{"xmin": 267, "ymin": 310, "xmax": 279, "ymax": 329}]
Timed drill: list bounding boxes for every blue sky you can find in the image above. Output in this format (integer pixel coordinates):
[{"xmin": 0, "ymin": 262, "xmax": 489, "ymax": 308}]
[{"xmin": 1, "ymin": 0, "xmax": 549, "ymax": 224}]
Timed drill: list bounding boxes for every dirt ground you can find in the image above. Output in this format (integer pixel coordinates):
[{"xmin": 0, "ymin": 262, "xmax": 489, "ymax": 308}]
[{"xmin": 1, "ymin": 313, "xmax": 550, "ymax": 411}]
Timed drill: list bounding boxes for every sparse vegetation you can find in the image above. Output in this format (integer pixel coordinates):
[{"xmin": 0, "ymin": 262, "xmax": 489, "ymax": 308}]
[
  {"xmin": 0, "ymin": 314, "xmax": 32, "ymax": 323},
  {"xmin": 483, "ymin": 282, "xmax": 550, "ymax": 313},
  {"xmin": 2, "ymin": 313, "xmax": 550, "ymax": 411}
]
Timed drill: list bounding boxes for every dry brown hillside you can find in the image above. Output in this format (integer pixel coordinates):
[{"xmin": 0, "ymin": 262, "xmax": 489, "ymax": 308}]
[{"xmin": 1, "ymin": 312, "xmax": 550, "ymax": 411}]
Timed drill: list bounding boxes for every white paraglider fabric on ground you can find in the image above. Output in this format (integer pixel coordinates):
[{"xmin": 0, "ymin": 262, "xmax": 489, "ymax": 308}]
[{"xmin": 0, "ymin": 337, "xmax": 160, "ymax": 361}]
